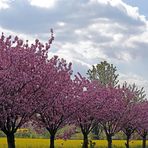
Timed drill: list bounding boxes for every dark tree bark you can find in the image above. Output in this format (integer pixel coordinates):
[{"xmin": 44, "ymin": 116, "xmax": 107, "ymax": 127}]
[
  {"xmin": 50, "ymin": 133, "xmax": 55, "ymax": 148},
  {"xmin": 125, "ymin": 134, "xmax": 131, "ymax": 148},
  {"xmin": 6, "ymin": 133, "xmax": 15, "ymax": 148},
  {"xmin": 107, "ymin": 134, "xmax": 112, "ymax": 148},
  {"xmin": 124, "ymin": 128, "xmax": 135, "ymax": 148},
  {"xmin": 82, "ymin": 133, "xmax": 88, "ymax": 148},
  {"xmin": 142, "ymin": 134, "xmax": 147, "ymax": 148}
]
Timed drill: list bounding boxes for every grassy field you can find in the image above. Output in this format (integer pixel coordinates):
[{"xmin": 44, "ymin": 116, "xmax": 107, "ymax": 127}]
[{"xmin": 0, "ymin": 138, "xmax": 145, "ymax": 148}]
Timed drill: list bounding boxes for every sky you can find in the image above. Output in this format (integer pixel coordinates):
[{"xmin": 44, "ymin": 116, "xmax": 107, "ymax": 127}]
[{"xmin": 0, "ymin": 0, "xmax": 148, "ymax": 95}]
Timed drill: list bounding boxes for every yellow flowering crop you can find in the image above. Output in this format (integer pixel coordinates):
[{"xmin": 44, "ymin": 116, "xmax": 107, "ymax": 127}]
[{"xmin": 0, "ymin": 138, "xmax": 143, "ymax": 148}]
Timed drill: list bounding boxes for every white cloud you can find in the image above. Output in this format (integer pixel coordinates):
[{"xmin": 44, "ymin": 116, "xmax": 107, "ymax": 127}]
[
  {"xmin": 119, "ymin": 73, "xmax": 148, "ymax": 96},
  {"xmin": 119, "ymin": 1, "xmax": 146, "ymax": 22},
  {"xmin": 95, "ymin": 0, "xmax": 146, "ymax": 22},
  {"xmin": 0, "ymin": 0, "xmax": 10, "ymax": 9},
  {"xmin": 57, "ymin": 22, "xmax": 66, "ymax": 27},
  {"xmin": 0, "ymin": 0, "xmax": 148, "ymax": 91},
  {"xmin": 28, "ymin": 0, "xmax": 57, "ymax": 8},
  {"xmin": 116, "ymin": 51, "xmax": 132, "ymax": 62}
]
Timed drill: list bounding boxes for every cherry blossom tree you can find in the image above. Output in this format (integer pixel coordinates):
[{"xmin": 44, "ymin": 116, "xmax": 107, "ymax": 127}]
[
  {"xmin": 98, "ymin": 86, "xmax": 131, "ymax": 148},
  {"xmin": 121, "ymin": 83, "xmax": 147, "ymax": 148},
  {"xmin": 0, "ymin": 31, "xmax": 54, "ymax": 148},
  {"xmin": 72, "ymin": 73, "xmax": 106, "ymax": 148},
  {"xmin": 121, "ymin": 103, "xmax": 140, "ymax": 148},
  {"xmin": 87, "ymin": 61, "xmax": 119, "ymax": 139},
  {"xmin": 34, "ymin": 56, "xmax": 74, "ymax": 148},
  {"xmin": 136, "ymin": 101, "xmax": 148, "ymax": 148}
]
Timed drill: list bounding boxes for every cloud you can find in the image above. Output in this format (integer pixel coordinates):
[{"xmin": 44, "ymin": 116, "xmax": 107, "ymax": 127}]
[
  {"xmin": 0, "ymin": 0, "xmax": 147, "ymax": 89},
  {"xmin": 28, "ymin": 0, "xmax": 57, "ymax": 8},
  {"xmin": 119, "ymin": 73, "xmax": 148, "ymax": 96},
  {"xmin": 0, "ymin": 0, "xmax": 10, "ymax": 9}
]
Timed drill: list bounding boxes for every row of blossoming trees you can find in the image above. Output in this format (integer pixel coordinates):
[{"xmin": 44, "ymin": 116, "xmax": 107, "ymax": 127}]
[{"xmin": 0, "ymin": 32, "xmax": 148, "ymax": 148}]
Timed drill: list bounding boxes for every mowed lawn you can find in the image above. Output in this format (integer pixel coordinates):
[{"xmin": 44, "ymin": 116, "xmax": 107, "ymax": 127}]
[{"xmin": 0, "ymin": 138, "xmax": 144, "ymax": 148}]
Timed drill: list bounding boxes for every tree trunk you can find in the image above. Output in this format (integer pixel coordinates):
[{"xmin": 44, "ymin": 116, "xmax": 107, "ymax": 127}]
[
  {"xmin": 142, "ymin": 134, "xmax": 147, "ymax": 148},
  {"xmin": 125, "ymin": 135, "xmax": 130, "ymax": 148},
  {"xmin": 82, "ymin": 134, "xmax": 88, "ymax": 148},
  {"xmin": 107, "ymin": 134, "xmax": 112, "ymax": 148},
  {"xmin": 6, "ymin": 133, "xmax": 15, "ymax": 148},
  {"xmin": 50, "ymin": 134, "xmax": 55, "ymax": 148}
]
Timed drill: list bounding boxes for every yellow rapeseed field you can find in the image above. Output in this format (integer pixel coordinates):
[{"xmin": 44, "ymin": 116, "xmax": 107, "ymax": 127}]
[{"xmin": 0, "ymin": 138, "xmax": 143, "ymax": 148}]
